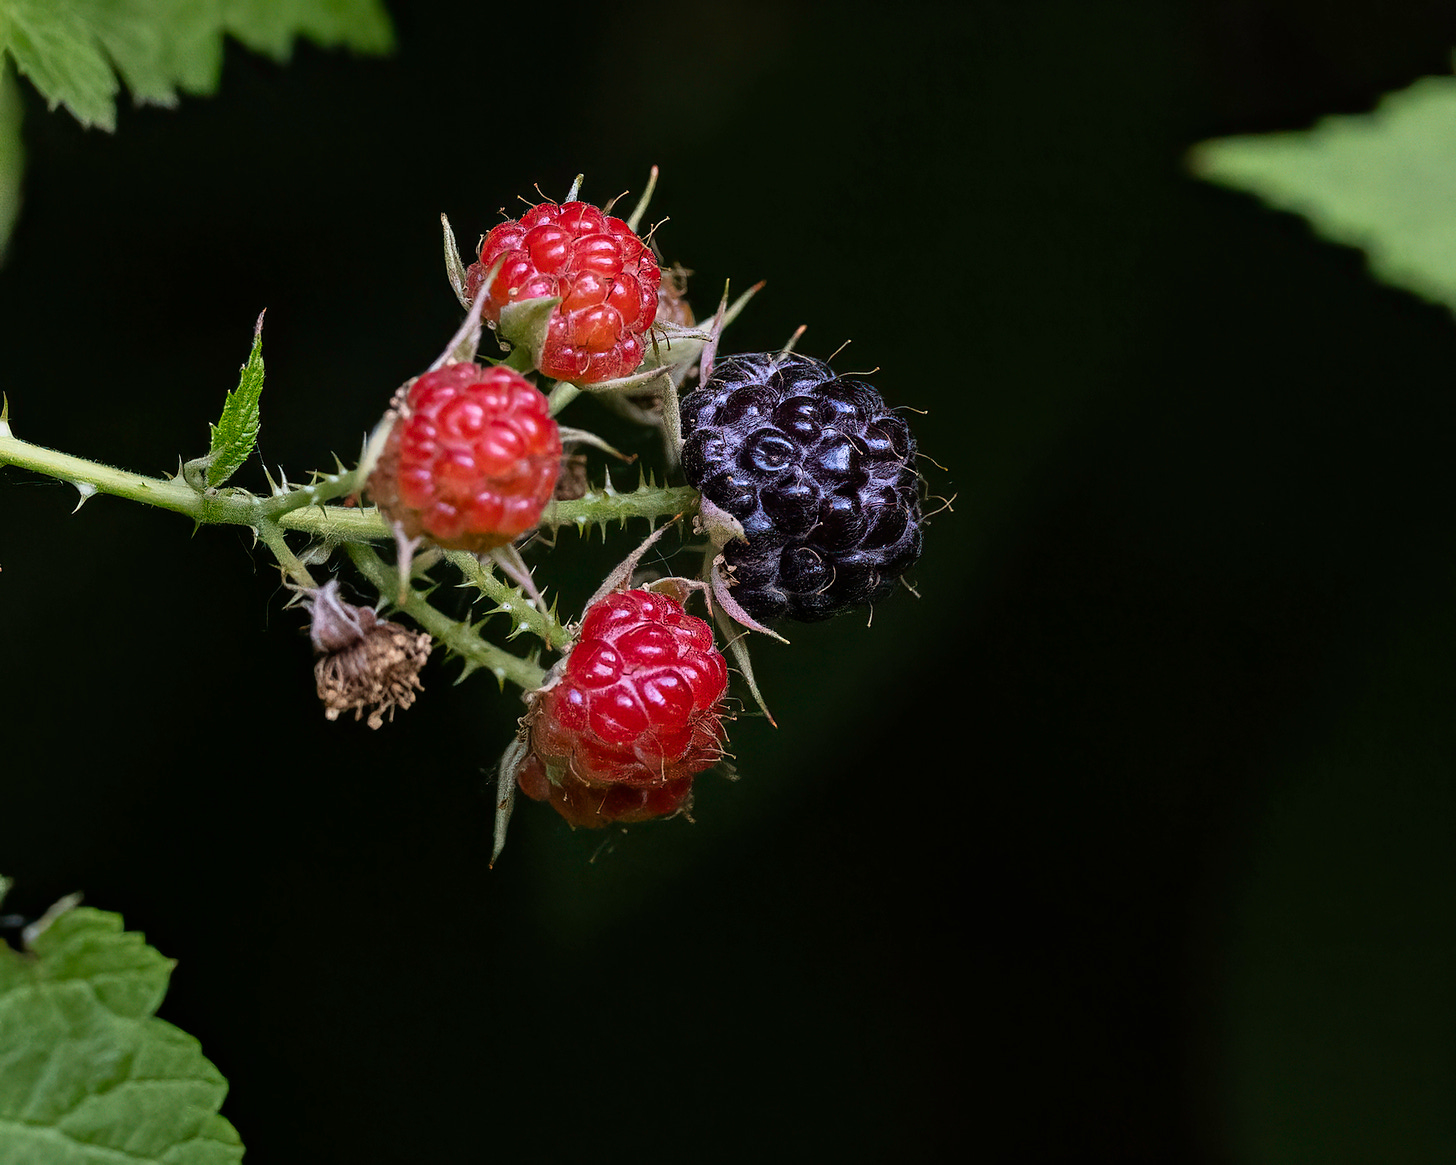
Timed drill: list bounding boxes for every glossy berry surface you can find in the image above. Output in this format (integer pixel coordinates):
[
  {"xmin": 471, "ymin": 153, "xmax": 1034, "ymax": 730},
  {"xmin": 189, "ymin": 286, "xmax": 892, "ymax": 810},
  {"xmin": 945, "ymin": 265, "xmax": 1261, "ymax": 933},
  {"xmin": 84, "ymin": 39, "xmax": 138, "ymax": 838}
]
[
  {"xmin": 465, "ymin": 201, "xmax": 661, "ymax": 385},
  {"xmin": 519, "ymin": 589, "xmax": 729, "ymax": 827},
  {"xmin": 680, "ymin": 353, "xmax": 923, "ymax": 622},
  {"xmin": 368, "ymin": 363, "xmax": 561, "ymax": 552}
]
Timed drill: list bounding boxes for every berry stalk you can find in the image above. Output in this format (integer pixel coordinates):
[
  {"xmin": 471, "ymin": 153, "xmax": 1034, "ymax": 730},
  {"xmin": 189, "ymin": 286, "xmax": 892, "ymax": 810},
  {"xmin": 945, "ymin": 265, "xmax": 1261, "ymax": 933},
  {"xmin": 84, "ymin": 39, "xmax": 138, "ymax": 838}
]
[
  {"xmin": 443, "ymin": 549, "xmax": 566, "ymax": 647},
  {"xmin": 0, "ymin": 430, "xmax": 388, "ymax": 542},
  {"xmin": 0, "ymin": 424, "xmax": 700, "ymax": 689},
  {"xmin": 543, "ymin": 479, "xmax": 700, "ymax": 534},
  {"xmin": 0, "ymin": 430, "xmax": 697, "ymax": 549},
  {"xmin": 344, "ymin": 543, "xmax": 547, "ymax": 691}
]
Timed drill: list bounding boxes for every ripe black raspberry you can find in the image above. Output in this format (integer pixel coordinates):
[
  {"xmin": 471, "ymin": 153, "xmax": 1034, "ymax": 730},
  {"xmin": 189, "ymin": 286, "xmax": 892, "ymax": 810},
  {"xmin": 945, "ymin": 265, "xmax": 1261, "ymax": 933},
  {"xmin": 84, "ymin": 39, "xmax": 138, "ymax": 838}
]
[{"xmin": 680, "ymin": 353, "xmax": 922, "ymax": 622}]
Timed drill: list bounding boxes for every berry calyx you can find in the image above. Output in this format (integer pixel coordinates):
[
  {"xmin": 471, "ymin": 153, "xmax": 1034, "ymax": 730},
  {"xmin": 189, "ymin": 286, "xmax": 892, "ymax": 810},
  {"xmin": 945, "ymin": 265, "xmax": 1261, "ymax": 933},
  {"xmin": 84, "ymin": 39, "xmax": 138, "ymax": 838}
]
[
  {"xmin": 367, "ymin": 363, "xmax": 562, "ymax": 553},
  {"xmin": 516, "ymin": 588, "xmax": 729, "ymax": 827},
  {"xmin": 680, "ymin": 352, "xmax": 924, "ymax": 622},
  {"xmin": 465, "ymin": 201, "xmax": 662, "ymax": 384}
]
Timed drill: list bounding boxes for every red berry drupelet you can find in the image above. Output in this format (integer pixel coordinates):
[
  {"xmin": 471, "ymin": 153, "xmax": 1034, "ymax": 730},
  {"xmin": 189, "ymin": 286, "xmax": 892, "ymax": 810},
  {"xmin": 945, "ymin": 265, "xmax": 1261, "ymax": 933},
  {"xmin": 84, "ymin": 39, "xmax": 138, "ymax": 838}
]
[
  {"xmin": 680, "ymin": 353, "xmax": 924, "ymax": 622},
  {"xmin": 465, "ymin": 201, "xmax": 662, "ymax": 385},
  {"xmin": 368, "ymin": 363, "xmax": 562, "ymax": 552},
  {"xmin": 516, "ymin": 589, "xmax": 729, "ymax": 827}
]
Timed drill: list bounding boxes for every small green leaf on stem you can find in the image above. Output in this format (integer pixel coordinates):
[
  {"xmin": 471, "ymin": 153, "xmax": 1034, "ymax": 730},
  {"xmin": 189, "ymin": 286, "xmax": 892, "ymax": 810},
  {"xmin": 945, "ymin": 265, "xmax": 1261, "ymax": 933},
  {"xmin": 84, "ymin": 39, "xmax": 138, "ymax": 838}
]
[{"xmin": 202, "ymin": 311, "xmax": 265, "ymax": 488}]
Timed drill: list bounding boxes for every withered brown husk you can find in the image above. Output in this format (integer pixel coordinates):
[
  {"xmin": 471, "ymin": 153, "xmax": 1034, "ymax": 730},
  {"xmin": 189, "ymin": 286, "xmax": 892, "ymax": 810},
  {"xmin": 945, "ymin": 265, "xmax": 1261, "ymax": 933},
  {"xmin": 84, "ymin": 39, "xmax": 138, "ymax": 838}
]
[
  {"xmin": 553, "ymin": 450, "xmax": 590, "ymax": 501},
  {"xmin": 306, "ymin": 581, "xmax": 432, "ymax": 730}
]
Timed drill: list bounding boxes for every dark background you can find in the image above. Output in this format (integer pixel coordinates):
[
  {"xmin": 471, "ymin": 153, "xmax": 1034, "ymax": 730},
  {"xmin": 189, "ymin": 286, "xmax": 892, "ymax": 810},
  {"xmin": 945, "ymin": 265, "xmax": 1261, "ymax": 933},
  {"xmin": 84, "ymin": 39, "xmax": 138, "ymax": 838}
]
[{"xmin": 3, "ymin": 1, "xmax": 1454, "ymax": 1161}]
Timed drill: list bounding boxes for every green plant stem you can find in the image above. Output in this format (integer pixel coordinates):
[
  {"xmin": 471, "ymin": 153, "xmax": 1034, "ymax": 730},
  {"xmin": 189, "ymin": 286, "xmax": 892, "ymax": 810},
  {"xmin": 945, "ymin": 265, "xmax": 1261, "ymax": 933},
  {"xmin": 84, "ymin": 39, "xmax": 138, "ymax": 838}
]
[
  {"xmin": 258, "ymin": 465, "xmax": 361, "ymax": 518},
  {"xmin": 346, "ymin": 544, "xmax": 547, "ymax": 691},
  {"xmin": 0, "ymin": 428, "xmax": 698, "ymax": 689},
  {"xmin": 0, "ymin": 431, "xmax": 392, "ymax": 543},
  {"xmin": 0, "ymin": 431, "xmax": 698, "ymax": 541},
  {"xmin": 543, "ymin": 483, "xmax": 699, "ymax": 531},
  {"xmin": 256, "ymin": 519, "xmax": 316, "ymax": 589},
  {"xmin": 443, "ymin": 550, "xmax": 566, "ymax": 646},
  {"xmin": 547, "ymin": 383, "xmax": 581, "ymax": 414}
]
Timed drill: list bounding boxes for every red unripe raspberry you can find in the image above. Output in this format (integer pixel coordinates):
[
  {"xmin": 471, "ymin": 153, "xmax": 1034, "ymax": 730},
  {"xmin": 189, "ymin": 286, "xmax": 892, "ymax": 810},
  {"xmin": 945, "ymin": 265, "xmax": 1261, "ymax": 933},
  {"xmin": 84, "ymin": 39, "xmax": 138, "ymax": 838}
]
[
  {"xmin": 518, "ymin": 589, "xmax": 730, "ymax": 827},
  {"xmin": 465, "ymin": 201, "xmax": 662, "ymax": 384},
  {"xmin": 515, "ymin": 756, "xmax": 695, "ymax": 828},
  {"xmin": 368, "ymin": 363, "xmax": 562, "ymax": 552}
]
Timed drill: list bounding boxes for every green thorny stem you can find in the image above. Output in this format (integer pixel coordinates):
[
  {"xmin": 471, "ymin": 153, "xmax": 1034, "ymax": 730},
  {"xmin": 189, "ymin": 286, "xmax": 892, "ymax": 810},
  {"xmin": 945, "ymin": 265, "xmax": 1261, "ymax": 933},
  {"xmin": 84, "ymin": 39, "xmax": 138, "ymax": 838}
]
[{"xmin": 0, "ymin": 422, "xmax": 701, "ymax": 693}]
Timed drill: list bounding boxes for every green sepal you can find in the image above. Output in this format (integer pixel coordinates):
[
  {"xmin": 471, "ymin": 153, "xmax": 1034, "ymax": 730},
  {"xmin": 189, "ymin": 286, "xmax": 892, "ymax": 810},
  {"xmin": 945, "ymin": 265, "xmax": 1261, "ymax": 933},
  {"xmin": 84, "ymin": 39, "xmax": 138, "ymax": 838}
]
[
  {"xmin": 497, "ymin": 295, "xmax": 560, "ymax": 372},
  {"xmin": 440, "ymin": 211, "xmax": 470, "ymax": 308},
  {"xmin": 624, "ymin": 165, "xmax": 658, "ymax": 233}
]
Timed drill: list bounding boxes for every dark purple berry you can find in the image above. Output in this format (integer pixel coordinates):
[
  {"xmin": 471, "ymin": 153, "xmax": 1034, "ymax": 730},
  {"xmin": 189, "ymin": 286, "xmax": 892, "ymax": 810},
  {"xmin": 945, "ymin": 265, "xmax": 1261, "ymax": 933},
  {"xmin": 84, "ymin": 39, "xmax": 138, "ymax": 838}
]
[{"xmin": 680, "ymin": 353, "xmax": 924, "ymax": 622}]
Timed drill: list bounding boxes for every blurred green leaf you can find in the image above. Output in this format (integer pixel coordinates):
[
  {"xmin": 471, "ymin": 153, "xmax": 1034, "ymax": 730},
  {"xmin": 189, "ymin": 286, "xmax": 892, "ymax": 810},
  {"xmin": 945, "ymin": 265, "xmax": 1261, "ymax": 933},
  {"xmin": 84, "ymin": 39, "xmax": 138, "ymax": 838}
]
[
  {"xmin": 0, "ymin": 904, "xmax": 243, "ymax": 1164},
  {"xmin": 0, "ymin": 0, "xmax": 394, "ymax": 131},
  {"xmin": 0, "ymin": 60, "xmax": 20, "ymax": 262},
  {"xmin": 0, "ymin": 1, "xmax": 116, "ymax": 129},
  {"xmin": 1192, "ymin": 68, "xmax": 1456, "ymax": 312},
  {"xmin": 218, "ymin": 0, "xmax": 394, "ymax": 61},
  {"xmin": 204, "ymin": 314, "xmax": 264, "ymax": 488}
]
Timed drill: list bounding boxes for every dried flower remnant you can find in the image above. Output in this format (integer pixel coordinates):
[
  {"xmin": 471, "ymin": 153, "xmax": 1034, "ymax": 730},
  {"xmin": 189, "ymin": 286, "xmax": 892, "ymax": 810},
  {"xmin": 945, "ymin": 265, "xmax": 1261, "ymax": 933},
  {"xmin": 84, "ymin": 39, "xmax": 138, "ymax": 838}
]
[
  {"xmin": 654, "ymin": 262, "xmax": 694, "ymax": 328},
  {"xmin": 552, "ymin": 448, "xmax": 590, "ymax": 501},
  {"xmin": 305, "ymin": 581, "xmax": 432, "ymax": 729}
]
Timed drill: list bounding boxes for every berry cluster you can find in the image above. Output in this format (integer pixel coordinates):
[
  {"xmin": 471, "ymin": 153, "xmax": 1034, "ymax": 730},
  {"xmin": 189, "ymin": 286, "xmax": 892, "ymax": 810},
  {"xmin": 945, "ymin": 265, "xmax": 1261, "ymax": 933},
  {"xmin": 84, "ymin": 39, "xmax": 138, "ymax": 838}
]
[
  {"xmin": 1, "ymin": 172, "xmax": 938, "ymax": 859},
  {"xmin": 465, "ymin": 201, "xmax": 662, "ymax": 385},
  {"xmin": 514, "ymin": 589, "xmax": 729, "ymax": 827},
  {"xmin": 338, "ymin": 181, "xmax": 929, "ymax": 845},
  {"xmin": 368, "ymin": 363, "xmax": 561, "ymax": 552},
  {"xmin": 680, "ymin": 353, "xmax": 923, "ymax": 622}
]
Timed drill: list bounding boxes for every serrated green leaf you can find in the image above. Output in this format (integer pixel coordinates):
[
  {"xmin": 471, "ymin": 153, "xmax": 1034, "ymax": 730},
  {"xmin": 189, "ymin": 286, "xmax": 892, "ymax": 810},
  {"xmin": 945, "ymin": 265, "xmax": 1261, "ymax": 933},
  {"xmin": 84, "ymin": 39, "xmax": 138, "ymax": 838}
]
[
  {"xmin": 221, "ymin": 0, "xmax": 394, "ymax": 61},
  {"xmin": 1191, "ymin": 66, "xmax": 1456, "ymax": 312},
  {"xmin": 0, "ymin": 59, "xmax": 21, "ymax": 263},
  {"xmin": 0, "ymin": 905, "xmax": 243, "ymax": 1164},
  {"xmin": 0, "ymin": 0, "xmax": 394, "ymax": 131},
  {"xmin": 205, "ymin": 316, "xmax": 264, "ymax": 488},
  {"xmin": 70, "ymin": 1, "xmax": 226, "ymax": 106},
  {"xmin": 0, "ymin": 0, "xmax": 118, "ymax": 129}
]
